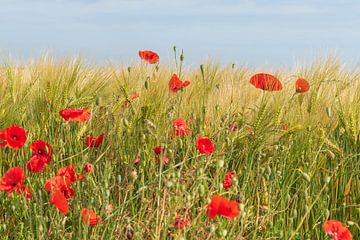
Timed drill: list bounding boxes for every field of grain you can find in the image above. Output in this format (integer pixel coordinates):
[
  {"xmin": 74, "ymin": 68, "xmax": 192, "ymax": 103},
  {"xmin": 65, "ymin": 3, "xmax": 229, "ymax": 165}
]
[{"xmin": 0, "ymin": 52, "xmax": 359, "ymax": 239}]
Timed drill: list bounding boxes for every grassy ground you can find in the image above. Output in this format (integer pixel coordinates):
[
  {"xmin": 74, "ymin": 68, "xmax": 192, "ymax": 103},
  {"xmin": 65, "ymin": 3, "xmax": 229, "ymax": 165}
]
[{"xmin": 0, "ymin": 54, "xmax": 359, "ymax": 239}]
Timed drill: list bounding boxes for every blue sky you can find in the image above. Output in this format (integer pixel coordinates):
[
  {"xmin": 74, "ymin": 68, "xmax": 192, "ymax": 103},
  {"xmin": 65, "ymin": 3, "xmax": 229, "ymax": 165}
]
[{"xmin": 0, "ymin": 0, "xmax": 359, "ymax": 67}]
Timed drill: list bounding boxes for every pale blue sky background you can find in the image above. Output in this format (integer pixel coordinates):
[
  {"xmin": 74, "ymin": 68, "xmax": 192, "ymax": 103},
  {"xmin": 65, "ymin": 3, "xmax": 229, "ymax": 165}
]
[{"xmin": 0, "ymin": 0, "xmax": 359, "ymax": 67}]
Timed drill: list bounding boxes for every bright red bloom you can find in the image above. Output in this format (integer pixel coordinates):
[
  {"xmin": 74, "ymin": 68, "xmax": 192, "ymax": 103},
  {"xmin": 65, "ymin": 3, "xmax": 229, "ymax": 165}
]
[
  {"xmin": 44, "ymin": 176, "xmax": 74, "ymax": 199},
  {"xmin": 59, "ymin": 108, "xmax": 91, "ymax": 122},
  {"xmin": 139, "ymin": 50, "xmax": 159, "ymax": 64},
  {"xmin": 153, "ymin": 146, "xmax": 163, "ymax": 155},
  {"xmin": 169, "ymin": 74, "xmax": 190, "ymax": 92},
  {"xmin": 30, "ymin": 140, "xmax": 52, "ymax": 163},
  {"xmin": 206, "ymin": 195, "xmax": 239, "ymax": 220},
  {"xmin": 173, "ymin": 118, "xmax": 192, "ymax": 137},
  {"xmin": 133, "ymin": 155, "xmax": 140, "ymax": 165},
  {"xmin": 323, "ymin": 220, "xmax": 352, "ymax": 240},
  {"xmin": 50, "ymin": 190, "xmax": 69, "ymax": 215},
  {"xmin": 57, "ymin": 164, "xmax": 85, "ymax": 182},
  {"xmin": 196, "ymin": 136, "xmax": 215, "ymax": 155},
  {"xmin": 81, "ymin": 208, "xmax": 103, "ymax": 226},
  {"xmin": 223, "ymin": 171, "xmax": 236, "ymax": 190},
  {"xmin": 26, "ymin": 140, "xmax": 52, "ymax": 172},
  {"xmin": 85, "ymin": 133, "xmax": 105, "ymax": 148},
  {"xmin": 174, "ymin": 216, "xmax": 191, "ymax": 230},
  {"xmin": 295, "ymin": 78, "xmax": 310, "ymax": 93},
  {"xmin": 0, "ymin": 167, "xmax": 25, "ymax": 193},
  {"xmin": 0, "ymin": 124, "xmax": 27, "ymax": 150},
  {"xmin": 250, "ymin": 73, "xmax": 282, "ymax": 91},
  {"xmin": 84, "ymin": 163, "xmax": 94, "ymax": 174}
]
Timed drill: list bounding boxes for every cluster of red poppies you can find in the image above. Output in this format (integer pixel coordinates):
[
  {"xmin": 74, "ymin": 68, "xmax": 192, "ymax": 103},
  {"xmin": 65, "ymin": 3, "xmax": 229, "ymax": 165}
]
[
  {"xmin": 0, "ymin": 108, "xmax": 104, "ymax": 226},
  {"xmin": 0, "ymin": 50, "xmax": 352, "ymax": 238}
]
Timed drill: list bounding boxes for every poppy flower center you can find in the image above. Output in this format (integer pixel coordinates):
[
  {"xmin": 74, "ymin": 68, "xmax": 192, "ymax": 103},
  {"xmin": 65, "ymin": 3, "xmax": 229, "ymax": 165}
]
[
  {"xmin": 11, "ymin": 180, "xmax": 18, "ymax": 187},
  {"xmin": 12, "ymin": 135, "xmax": 18, "ymax": 140},
  {"xmin": 38, "ymin": 150, "xmax": 43, "ymax": 155}
]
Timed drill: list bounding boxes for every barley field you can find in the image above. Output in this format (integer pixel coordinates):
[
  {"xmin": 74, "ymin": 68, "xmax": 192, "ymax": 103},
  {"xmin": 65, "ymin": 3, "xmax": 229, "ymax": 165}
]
[{"xmin": 0, "ymin": 51, "xmax": 359, "ymax": 239}]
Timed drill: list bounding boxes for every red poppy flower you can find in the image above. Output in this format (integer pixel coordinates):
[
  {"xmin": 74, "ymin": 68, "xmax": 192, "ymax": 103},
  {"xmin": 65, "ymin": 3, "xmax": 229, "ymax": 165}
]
[
  {"xmin": 139, "ymin": 50, "xmax": 159, "ymax": 64},
  {"xmin": 206, "ymin": 195, "xmax": 239, "ymax": 220},
  {"xmin": 0, "ymin": 124, "xmax": 27, "ymax": 150},
  {"xmin": 26, "ymin": 155, "xmax": 47, "ymax": 173},
  {"xmin": 26, "ymin": 140, "xmax": 52, "ymax": 172},
  {"xmin": 250, "ymin": 73, "xmax": 282, "ymax": 91},
  {"xmin": 85, "ymin": 133, "xmax": 105, "ymax": 148},
  {"xmin": 169, "ymin": 74, "xmax": 190, "ymax": 92},
  {"xmin": 133, "ymin": 155, "xmax": 140, "ymax": 165},
  {"xmin": 223, "ymin": 171, "xmax": 236, "ymax": 190},
  {"xmin": 84, "ymin": 163, "xmax": 94, "ymax": 174},
  {"xmin": 228, "ymin": 123, "xmax": 238, "ymax": 132},
  {"xmin": 295, "ymin": 78, "xmax": 310, "ymax": 93},
  {"xmin": 59, "ymin": 108, "xmax": 91, "ymax": 122},
  {"xmin": 130, "ymin": 91, "xmax": 140, "ymax": 100},
  {"xmin": 173, "ymin": 118, "xmax": 192, "ymax": 137},
  {"xmin": 30, "ymin": 140, "xmax": 52, "ymax": 163},
  {"xmin": 153, "ymin": 146, "xmax": 169, "ymax": 164},
  {"xmin": 16, "ymin": 185, "xmax": 32, "ymax": 199},
  {"xmin": 323, "ymin": 220, "xmax": 352, "ymax": 240},
  {"xmin": 0, "ymin": 167, "xmax": 25, "ymax": 194},
  {"xmin": 57, "ymin": 164, "xmax": 85, "ymax": 182},
  {"xmin": 174, "ymin": 216, "xmax": 191, "ymax": 230},
  {"xmin": 50, "ymin": 190, "xmax": 69, "ymax": 215},
  {"xmin": 196, "ymin": 136, "xmax": 215, "ymax": 155},
  {"xmin": 81, "ymin": 208, "xmax": 103, "ymax": 226},
  {"xmin": 44, "ymin": 176, "xmax": 74, "ymax": 197}
]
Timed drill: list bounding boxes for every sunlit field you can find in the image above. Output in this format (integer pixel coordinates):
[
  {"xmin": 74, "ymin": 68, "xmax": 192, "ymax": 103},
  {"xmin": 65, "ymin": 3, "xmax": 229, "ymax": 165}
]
[{"xmin": 0, "ymin": 50, "xmax": 359, "ymax": 240}]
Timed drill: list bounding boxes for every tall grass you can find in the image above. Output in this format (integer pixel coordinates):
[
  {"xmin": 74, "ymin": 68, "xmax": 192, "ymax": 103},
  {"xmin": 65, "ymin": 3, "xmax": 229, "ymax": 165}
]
[{"xmin": 0, "ymin": 55, "xmax": 359, "ymax": 239}]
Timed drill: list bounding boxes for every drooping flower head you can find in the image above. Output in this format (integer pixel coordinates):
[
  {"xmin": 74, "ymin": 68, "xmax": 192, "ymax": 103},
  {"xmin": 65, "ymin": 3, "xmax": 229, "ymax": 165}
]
[
  {"xmin": 295, "ymin": 78, "xmax": 310, "ymax": 93},
  {"xmin": 173, "ymin": 118, "xmax": 192, "ymax": 137},
  {"xmin": 85, "ymin": 133, "xmax": 105, "ymax": 148},
  {"xmin": 323, "ymin": 220, "xmax": 352, "ymax": 240},
  {"xmin": 139, "ymin": 50, "xmax": 159, "ymax": 64},
  {"xmin": 206, "ymin": 195, "xmax": 239, "ymax": 220},
  {"xmin": 169, "ymin": 74, "xmax": 190, "ymax": 92},
  {"xmin": 81, "ymin": 208, "xmax": 103, "ymax": 226},
  {"xmin": 0, "ymin": 124, "xmax": 28, "ymax": 150},
  {"xmin": 59, "ymin": 108, "xmax": 91, "ymax": 122},
  {"xmin": 0, "ymin": 167, "xmax": 25, "ymax": 194},
  {"xmin": 250, "ymin": 73, "xmax": 282, "ymax": 91},
  {"xmin": 196, "ymin": 136, "xmax": 215, "ymax": 155}
]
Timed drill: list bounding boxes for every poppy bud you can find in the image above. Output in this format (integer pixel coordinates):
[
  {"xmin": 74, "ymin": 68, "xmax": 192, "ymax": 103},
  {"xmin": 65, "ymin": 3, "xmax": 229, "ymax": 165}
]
[
  {"xmin": 130, "ymin": 170, "xmax": 138, "ymax": 180},
  {"xmin": 123, "ymin": 118, "xmax": 129, "ymax": 127},
  {"xmin": 325, "ymin": 209, "xmax": 330, "ymax": 219},
  {"xmin": 144, "ymin": 80, "xmax": 149, "ymax": 89},
  {"xmin": 198, "ymin": 184, "xmax": 205, "ymax": 196},
  {"xmin": 324, "ymin": 176, "xmax": 331, "ymax": 184},
  {"xmin": 217, "ymin": 160, "xmax": 224, "ymax": 168},
  {"xmin": 292, "ymin": 209, "xmax": 297, "ymax": 218},
  {"xmin": 301, "ymin": 172, "xmax": 311, "ymax": 183},
  {"xmin": 347, "ymin": 221, "xmax": 355, "ymax": 226},
  {"xmin": 222, "ymin": 229, "xmax": 228, "ymax": 237},
  {"xmin": 210, "ymin": 224, "xmax": 216, "ymax": 232},
  {"xmin": 200, "ymin": 64, "xmax": 205, "ymax": 78},
  {"xmin": 117, "ymin": 175, "xmax": 122, "ymax": 184},
  {"xmin": 180, "ymin": 51, "xmax": 184, "ymax": 62}
]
